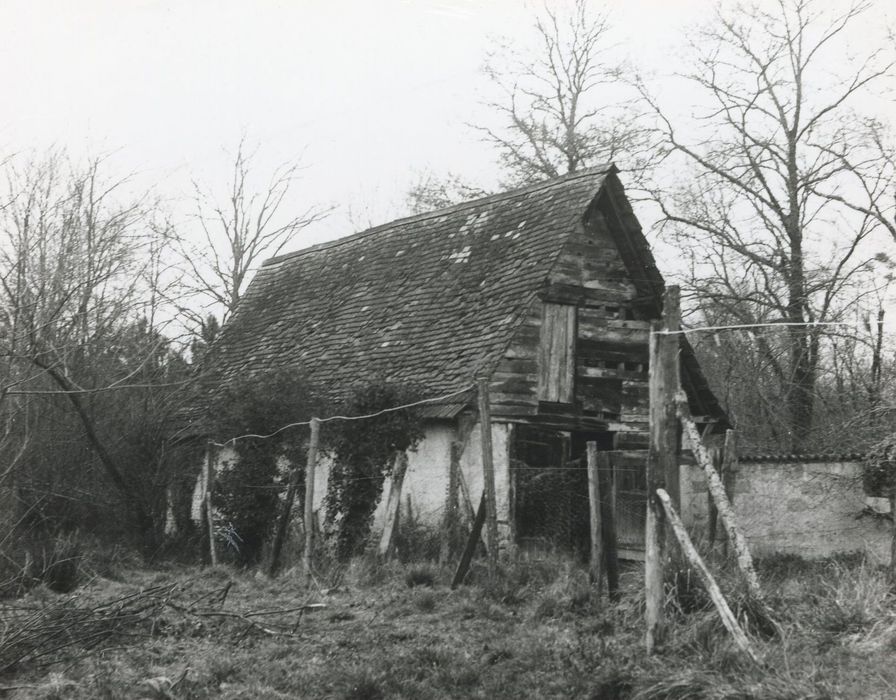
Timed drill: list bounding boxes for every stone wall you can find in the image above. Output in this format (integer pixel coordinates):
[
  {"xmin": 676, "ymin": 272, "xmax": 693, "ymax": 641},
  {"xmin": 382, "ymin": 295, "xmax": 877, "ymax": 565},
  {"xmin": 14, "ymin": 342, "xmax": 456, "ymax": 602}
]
[{"xmin": 680, "ymin": 458, "xmax": 892, "ymax": 561}]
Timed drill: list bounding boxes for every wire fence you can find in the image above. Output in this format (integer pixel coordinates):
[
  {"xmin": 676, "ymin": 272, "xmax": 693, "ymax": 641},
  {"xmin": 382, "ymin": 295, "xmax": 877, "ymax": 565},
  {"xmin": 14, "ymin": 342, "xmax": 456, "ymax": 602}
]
[{"xmin": 193, "ymin": 318, "xmax": 892, "ymax": 584}]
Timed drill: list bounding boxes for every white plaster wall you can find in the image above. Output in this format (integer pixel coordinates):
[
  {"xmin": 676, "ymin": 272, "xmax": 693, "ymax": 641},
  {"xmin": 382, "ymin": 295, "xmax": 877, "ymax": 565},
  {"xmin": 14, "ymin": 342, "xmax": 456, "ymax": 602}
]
[
  {"xmin": 191, "ymin": 445, "xmax": 239, "ymax": 520},
  {"xmin": 193, "ymin": 422, "xmax": 514, "ymax": 541},
  {"xmin": 458, "ymin": 423, "xmax": 512, "ymax": 539},
  {"xmin": 313, "ymin": 421, "xmax": 512, "ymax": 535},
  {"xmin": 680, "ymin": 460, "xmax": 892, "ymax": 561}
]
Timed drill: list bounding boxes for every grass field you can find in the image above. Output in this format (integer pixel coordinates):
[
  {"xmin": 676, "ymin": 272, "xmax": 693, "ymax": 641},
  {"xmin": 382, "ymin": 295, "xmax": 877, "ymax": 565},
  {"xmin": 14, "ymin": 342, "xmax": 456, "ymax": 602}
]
[{"xmin": 2, "ymin": 552, "xmax": 896, "ymax": 699}]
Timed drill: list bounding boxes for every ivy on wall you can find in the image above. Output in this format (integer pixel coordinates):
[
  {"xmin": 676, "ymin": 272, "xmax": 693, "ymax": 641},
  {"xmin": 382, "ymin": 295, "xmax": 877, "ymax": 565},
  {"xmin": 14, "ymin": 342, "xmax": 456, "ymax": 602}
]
[
  {"xmin": 211, "ymin": 368, "xmax": 322, "ymax": 566},
  {"xmin": 323, "ymin": 383, "xmax": 424, "ymax": 561}
]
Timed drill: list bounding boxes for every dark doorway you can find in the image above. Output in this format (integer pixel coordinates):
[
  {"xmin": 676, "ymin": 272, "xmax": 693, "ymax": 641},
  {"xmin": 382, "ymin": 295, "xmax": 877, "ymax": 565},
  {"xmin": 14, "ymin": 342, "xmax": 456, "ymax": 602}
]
[{"xmin": 511, "ymin": 425, "xmax": 614, "ymax": 558}]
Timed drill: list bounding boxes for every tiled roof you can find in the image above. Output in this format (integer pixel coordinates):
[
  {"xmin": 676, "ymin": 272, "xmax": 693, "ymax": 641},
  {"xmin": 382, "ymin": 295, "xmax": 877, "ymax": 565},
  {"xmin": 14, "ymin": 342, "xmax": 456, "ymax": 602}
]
[{"xmin": 206, "ymin": 166, "xmax": 618, "ymax": 406}]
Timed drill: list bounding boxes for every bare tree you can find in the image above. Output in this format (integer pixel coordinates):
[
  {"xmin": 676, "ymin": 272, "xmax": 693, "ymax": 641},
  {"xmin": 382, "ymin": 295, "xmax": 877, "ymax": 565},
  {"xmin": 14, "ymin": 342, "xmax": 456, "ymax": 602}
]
[
  {"xmin": 404, "ymin": 170, "xmax": 491, "ymax": 215},
  {"xmin": 639, "ymin": 0, "xmax": 896, "ymax": 448},
  {"xmin": 0, "ymin": 151, "xmax": 187, "ymax": 556},
  {"xmin": 172, "ymin": 138, "xmax": 329, "ymax": 324},
  {"xmin": 476, "ymin": 0, "xmax": 645, "ymax": 185}
]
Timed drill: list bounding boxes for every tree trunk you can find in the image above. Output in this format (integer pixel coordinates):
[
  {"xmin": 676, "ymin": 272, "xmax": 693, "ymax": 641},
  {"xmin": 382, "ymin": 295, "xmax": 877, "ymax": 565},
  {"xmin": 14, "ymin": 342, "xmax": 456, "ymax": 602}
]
[
  {"xmin": 785, "ymin": 300, "xmax": 818, "ymax": 450},
  {"xmin": 31, "ymin": 358, "xmax": 158, "ymax": 559}
]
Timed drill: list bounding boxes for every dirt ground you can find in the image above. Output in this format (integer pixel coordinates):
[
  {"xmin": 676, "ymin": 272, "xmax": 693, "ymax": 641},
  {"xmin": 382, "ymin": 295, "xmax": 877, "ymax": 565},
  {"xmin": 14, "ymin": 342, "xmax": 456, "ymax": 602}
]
[{"xmin": 2, "ymin": 554, "xmax": 896, "ymax": 699}]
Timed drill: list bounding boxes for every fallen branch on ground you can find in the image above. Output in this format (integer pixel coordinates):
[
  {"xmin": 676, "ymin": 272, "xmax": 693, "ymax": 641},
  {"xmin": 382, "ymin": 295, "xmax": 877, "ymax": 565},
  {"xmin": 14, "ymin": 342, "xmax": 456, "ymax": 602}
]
[{"xmin": 0, "ymin": 581, "xmax": 327, "ymax": 673}]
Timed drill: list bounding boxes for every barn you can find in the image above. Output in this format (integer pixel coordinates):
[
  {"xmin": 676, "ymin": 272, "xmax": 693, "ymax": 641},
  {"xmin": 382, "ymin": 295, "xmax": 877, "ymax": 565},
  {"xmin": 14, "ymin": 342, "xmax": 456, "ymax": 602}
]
[{"xmin": 199, "ymin": 165, "xmax": 727, "ymax": 555}]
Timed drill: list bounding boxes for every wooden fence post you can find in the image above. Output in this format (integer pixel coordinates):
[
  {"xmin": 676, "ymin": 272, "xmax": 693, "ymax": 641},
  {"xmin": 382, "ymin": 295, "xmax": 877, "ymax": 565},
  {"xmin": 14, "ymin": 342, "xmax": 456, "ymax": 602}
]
[
  {"xmin": 478, "ymin": 377, "xmax": 499, "ymax": 577},
  {"xmin": 657, "ymin": 488, "xmax": 760, "ymax": 665},
  {"xmin": 269, "ymin": 447, "xmax": 303, "ymax": 577},
  {"xmin": 587, "ymin": 442, "xmax": 604, "ymax": 597},
  {"xmin": 204, "ymin": 443, "xmax": 218, "ymax": 567},
  {"xmin": 439, "ymin": 441, "xmax": 462, "ymax": 565},
  {"xmin": 451, "ymin": 493, "xmax": 487, "ymax": 589},
  {"xmin": 378, "ymin": 452, "xmax": 409, "ymax": 559},
  {"xmin": 646, "ymin": 285, "xmax": 680, "ymax": 654},
  {"xmin": 720, "ymin": 429, "xmax": 738, "ymax": 559},
  {"xmin": 707, "ymin": 446, "xmax": 721, "ymax": 551},
  {"xmin": 600, "ymin": 451, "xmax": 620, "ymax": 599},
  {"xmin": 303, "ymin": 418, "xmax": 321, "ymax": 582},
  {"xmin": 676, "ymin": 394, "xmax": 763, "ymax": 603}
]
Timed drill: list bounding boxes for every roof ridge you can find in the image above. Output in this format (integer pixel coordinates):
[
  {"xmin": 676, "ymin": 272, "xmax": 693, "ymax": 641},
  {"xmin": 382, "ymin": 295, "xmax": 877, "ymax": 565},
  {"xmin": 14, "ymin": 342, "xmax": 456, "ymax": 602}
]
[{"xmin": 264, "ymin": 164, "xmax": 617, "ymax": 267}]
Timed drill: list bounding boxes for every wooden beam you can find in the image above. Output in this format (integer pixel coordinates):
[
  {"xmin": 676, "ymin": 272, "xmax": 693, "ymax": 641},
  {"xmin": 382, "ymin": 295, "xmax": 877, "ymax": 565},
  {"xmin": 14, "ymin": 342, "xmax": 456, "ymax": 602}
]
[
  {"xmin": 439, "ymin": 441, "xmax": 462, "ymax": 566},
  {"xmin": 303, "ymin": 418, "xmax": 320, "ymax": 582},
  {"xmin": 451, "ymin": 493, "xmax": 487, "ymax": 589},
  {"xmin": 456, "ymin": 462, "xmax": 477, "ymax": 523},
  {"xmin": 587, "ymin": 442, "xmax": 604, "ymax": 598},
  {"xmin": 676, "ymin": 394, "xmax": 763, "ymax": 603},
  {"xmin": 269, "ymin": 442, "xmax": 304, "ymax": 576},
  {"xmin": 378, "ymin": 452, "xmax": 409, "ymax": 559},
  {"xmin": 204, "ymin": 444, "xmax": 218, "ymax": 567},
  {"xmin": 721, "ymin": 429, "xmax": 738, "ymax": 558},
  {"xmin": 600, "ymin": 451, "xmax": 620, "ymax": 600},
  {"xmin": 657, "ymin": 489, "xmax": 760, "ymax": 666},
  {"xmin": 707, "ymin": 446, "xmax": 721, "ymax": 551},
  {"xmin": 645, "ymin": 285, "xmax": 680, "ymax": 654},
  {"xmin": 478, "ymin": 378, "xmax": 499, "ymax": 577}
]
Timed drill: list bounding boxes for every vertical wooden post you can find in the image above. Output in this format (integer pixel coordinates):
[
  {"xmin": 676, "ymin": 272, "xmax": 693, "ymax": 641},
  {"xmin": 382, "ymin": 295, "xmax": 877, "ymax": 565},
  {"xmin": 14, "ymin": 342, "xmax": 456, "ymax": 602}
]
[
  {"xmin": 707, "ymin": 446, "xmax": 721, "ymax": 551},
  {"xmin": 478, "ymin": 377, "xmax": 499, "ymax": 577},
  {"xmin": 439, "ymin": 441, "xmax": 462, "ymax": 565},
  {"xmin": 645, "ymin": 285, "xmax": 680, "ymax": 654},
  {"xmin": 600, "ymin": 451, "xmax": 620, "ymax": 599},
  {"xmin": 204, "ymin": 443, "xmax": 218, "ymax": 567},
  {"xmin": 302, "ymin": 418, "xmax": 320, "ymax": 582},
  {"xmin": 586, "ymin": 442, "xmax": 604, "ymax": 596},
  {"xmin": 661, "ymin": 290, "xmax": 682, "ymax": 508},
  {"xmin": 269, "ymin": 452, "xmax": 302, "ymax": 577},
  {"xmin": 720, "ymin": 429, "xmax": 738, "ymax": 558},
  {"xmin": 378, "ymin": 452, "xmax": 409, "ymax": 559}
]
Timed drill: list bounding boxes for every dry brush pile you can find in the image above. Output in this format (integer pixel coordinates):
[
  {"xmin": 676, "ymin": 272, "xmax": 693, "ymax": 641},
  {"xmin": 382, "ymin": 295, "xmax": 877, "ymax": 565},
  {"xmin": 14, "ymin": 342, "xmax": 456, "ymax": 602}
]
[{"xmin": 0, "ymin": 578, "xmax": 324, "ymax": 677}]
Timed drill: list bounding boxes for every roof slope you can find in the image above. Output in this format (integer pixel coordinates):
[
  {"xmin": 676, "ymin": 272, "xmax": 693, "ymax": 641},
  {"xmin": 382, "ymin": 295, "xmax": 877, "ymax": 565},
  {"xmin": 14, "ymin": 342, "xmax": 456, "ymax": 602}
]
[{"xmin": 207, "ymin": 166, "xmax": 617, "ymax": 403}]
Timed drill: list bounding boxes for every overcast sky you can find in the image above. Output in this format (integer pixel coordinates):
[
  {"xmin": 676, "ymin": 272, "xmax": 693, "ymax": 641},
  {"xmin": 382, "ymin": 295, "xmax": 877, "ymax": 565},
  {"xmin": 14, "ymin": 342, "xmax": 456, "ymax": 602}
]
[{"xmin": 1, "ymin": 0, "xmax": 894, "ymax": 256}]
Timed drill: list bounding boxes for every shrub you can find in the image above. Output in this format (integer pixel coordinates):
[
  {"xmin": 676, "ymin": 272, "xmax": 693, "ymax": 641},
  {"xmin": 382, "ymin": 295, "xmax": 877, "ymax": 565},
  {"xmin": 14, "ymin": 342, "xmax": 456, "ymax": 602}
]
[
  {"xmin": 323, "ymin": 383, "xmax": 424, "ymax": 561},
  {"xmin": 211, "ymin": 368, "xmax": 324, "ymax": 566},
  {"xmin": 863, "ymin": 433, "xmax": 896, "ymax": 498},
  {"xmin": 404, "ymin": 566, "xmax": 436, "ymax": 588},
  {"xmin": 393, "ymin": 509, "xmax": 441, "ymax": 563}
]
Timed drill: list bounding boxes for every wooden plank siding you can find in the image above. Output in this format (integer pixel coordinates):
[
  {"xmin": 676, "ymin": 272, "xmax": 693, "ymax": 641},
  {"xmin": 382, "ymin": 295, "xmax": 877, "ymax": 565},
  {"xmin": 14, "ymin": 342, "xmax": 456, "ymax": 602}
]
[
  {"xmin": 538, "ymin": 303, "xmax": 576, "ymax": 403},
  {"xmin": 488, "ymin": 204, "xmax": 654, "ymax": 446}
]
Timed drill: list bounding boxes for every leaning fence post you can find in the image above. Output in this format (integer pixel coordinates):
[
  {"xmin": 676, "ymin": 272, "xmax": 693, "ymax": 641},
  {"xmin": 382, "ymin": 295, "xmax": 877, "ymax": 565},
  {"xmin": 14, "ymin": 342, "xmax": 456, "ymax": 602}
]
[
  {"xmin": 269, "ymin": 448, "xmax": 302, "ymax": 577},
  {"xmin": 676, "ymin": 394, "xmax": 763, "ymax": 603},
  {"xmin": 378, "ymin": 451, "xmax": 409, "ymax": 559},
  {"xmin": 646, "ymin": 286, "xmax": 680, "ymax": 654},
  {"xmin": 657, "ymin": 488, "xmax": 760, "ymax": 666},
  {"xmin": 586, "ymin": 442, "xmax": 604, "ymax": 597},
  {"xmin": 477, "ymin": 377, "xmax": 499, "ymax": 577},
  {"xmin": 303, "ymin": 417, "xmax": 321, "ymax": 582}
]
